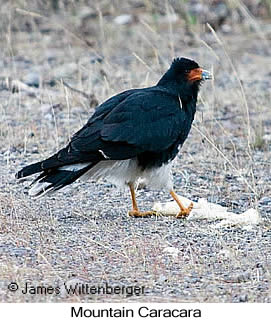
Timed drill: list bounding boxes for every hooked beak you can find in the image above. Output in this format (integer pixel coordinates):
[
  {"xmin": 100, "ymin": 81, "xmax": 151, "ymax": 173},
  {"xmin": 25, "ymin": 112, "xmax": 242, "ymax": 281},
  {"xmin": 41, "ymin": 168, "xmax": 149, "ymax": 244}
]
[
  {"xmin": 187, "ymin": 68, "xmax": 213, "ymax": 81},
  {"xmin": 201, "ymin": 69, "xmax": 213, "ymax": 80}
]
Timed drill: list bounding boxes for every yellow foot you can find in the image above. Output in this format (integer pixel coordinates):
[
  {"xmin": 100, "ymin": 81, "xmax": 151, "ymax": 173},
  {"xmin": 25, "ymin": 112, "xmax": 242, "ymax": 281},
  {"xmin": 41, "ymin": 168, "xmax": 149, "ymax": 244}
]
[
  {"xmin": 176, "ymin": 202, "xmax": 193, "ymax": 219},
  {"xmin": 129, "ymin": 210, "xmax": 157, "ymax": 217}
]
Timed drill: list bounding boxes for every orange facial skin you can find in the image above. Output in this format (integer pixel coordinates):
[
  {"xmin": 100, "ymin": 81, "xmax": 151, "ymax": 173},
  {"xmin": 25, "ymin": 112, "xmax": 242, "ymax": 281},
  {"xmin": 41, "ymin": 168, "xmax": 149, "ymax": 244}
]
[{"xmin": 187, "ymin": 68, "xmax": 203, "ymax": 82}]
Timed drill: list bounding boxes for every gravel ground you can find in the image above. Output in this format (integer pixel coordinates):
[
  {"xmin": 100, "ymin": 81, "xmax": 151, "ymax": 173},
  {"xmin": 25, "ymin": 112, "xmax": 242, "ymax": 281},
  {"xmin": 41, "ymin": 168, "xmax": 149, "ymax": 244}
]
[{"xmin": 0, "ymin": 1, "xmax": 271, "ymax": 302}]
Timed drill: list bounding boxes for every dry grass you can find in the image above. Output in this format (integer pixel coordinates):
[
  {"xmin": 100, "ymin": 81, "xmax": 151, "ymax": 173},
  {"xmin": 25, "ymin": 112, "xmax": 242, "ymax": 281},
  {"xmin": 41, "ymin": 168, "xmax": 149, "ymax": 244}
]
[{"xmin": 0, "ymin": 0, "xmax": 271, "ymax": 302}]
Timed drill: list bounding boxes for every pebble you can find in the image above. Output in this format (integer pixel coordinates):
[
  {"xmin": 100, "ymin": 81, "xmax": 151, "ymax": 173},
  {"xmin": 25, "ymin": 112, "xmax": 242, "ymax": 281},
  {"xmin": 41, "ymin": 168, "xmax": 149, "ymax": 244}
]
[
  {"xmin": 238, "ymin": 294, "xmax": 248, "ymax": 302},
  {"xmin": 259, "ymin": 197, "xmax": 271, "ymax": 205},
  {"xmin": 263, "ymin": 134, "xmax": 271, "ymax": 142},
  {"xmin": 23, "ymin": 71, "xmax": 40, "ymax": 88},
  {"xmin": 1, "ymin": 2, "xmax": 271, "ymax": 303},
  {"xmin": 113, "ymin": 15, "xmax": 133, "ymax": 25},
  {"xmin": 90, "ymin": 56, "xmax": 103, "ymax": 64},
  {"xmin": 163, "ymin": 246, "xmax": 179, "ymax": 258}
]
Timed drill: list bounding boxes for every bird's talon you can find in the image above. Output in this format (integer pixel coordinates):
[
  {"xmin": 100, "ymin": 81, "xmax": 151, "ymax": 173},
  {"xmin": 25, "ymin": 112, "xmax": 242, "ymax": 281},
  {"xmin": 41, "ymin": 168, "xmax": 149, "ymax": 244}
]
[
  {"xmin": 175, "ymin": 202, "xmax": 193, "ymax": 219},
  {"xmin": 129, "ymin": 210, "xmax": 157, "ymax": 217},
  {"xmin": 175, "ymin": 211, "xmax": 189, "ymax": 219}
]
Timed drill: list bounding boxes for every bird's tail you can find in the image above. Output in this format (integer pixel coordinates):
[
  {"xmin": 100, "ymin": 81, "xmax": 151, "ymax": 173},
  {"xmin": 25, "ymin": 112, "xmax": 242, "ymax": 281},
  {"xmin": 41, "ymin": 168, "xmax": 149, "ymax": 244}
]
[{"xmin": 16, "ymin": 162, "xmax": 95, "ymax": 198}]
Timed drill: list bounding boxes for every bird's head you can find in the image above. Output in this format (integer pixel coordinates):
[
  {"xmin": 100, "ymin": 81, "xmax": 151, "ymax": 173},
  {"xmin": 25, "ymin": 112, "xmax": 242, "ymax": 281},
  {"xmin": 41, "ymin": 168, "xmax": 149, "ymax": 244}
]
[
  {"xmin": 158, "ymin": 57, "xmax": 212, "ymax": 97},
  {"xmin": 171, "ymin": 57, "xmax": 212, "ymax": 83}
]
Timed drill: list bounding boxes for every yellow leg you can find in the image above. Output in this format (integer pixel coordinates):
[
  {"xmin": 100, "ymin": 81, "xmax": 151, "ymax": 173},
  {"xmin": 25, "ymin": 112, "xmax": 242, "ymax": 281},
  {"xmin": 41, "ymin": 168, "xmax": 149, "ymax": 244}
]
[
  {"xmin": 170, "ymin": 190, "xmax": 193, "ymax": 218},
  {"xmin": 128, "ymin": 183, "xmax": 157, "ymax": 217}
]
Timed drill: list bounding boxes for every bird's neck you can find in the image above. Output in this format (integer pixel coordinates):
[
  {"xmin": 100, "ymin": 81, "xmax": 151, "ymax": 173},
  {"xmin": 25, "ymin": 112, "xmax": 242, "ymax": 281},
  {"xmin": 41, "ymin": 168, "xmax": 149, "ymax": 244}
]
[{"xmin": 157, "ymin": 79, "xmax": 199, "ymax": 106}]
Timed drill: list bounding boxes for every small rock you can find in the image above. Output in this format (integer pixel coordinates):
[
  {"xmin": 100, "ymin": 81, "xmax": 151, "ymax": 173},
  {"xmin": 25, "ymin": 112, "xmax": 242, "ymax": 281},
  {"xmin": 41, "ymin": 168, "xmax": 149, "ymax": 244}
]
[
  {"xmin": 218, "ymin": 249, "xmax": 233, "ymax": 259},
  {"xmin": 159, "ymin": 14, "xmax": 179, "ymax": 24},
  {"xmin": 113, "ymin": 15, "xmax": 133, "ymax": 25},
  {"xmin": 221, "ymin": 24, "xmax": 232, "ymax": 33},
  {"xmin": 78, "ymin": 6, "xmax": 97, "ymax": 20},
  {"xmin": 163, "ymin": 246, "xmax": 179, "ymax": 258},
  {"xmin": 23, "ymin": 71, "xmax": 40, "ymax": 87},
  {"xmin": 259, "ymin": 197, "xmax": 271, "ymax": 205},
  {"xmin": 90, "ymin": 56, "xmax": 103, "ymax": 64},
  {"xmin": 239, "ymin": 294, "xmax": 248, "ymax": 302},
  {"xmin": 263, "ymin": 134, "xmax": 271, "ymax": 142}
]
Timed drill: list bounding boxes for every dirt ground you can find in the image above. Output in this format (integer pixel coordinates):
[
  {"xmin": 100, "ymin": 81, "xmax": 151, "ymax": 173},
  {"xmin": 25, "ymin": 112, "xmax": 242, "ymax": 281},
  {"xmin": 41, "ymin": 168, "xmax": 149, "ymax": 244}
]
[{"xmin": 0, "ymin": 0, "xmax": 271, "ymax": 302}]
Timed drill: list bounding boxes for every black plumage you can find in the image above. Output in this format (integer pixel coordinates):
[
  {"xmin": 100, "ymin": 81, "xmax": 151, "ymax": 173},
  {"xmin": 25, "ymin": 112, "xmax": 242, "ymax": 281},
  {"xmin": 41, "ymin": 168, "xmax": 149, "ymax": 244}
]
[{"xmin": 16, "ymin": 57, "xmax": 212, "ymax": 217}]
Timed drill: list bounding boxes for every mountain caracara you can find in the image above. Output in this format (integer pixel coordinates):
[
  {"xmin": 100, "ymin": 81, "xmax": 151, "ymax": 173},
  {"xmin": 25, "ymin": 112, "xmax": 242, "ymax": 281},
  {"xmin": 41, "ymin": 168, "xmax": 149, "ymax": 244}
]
[{"xmin": 16, "ymin": 57, "xmax": 212, "ymax": 218}]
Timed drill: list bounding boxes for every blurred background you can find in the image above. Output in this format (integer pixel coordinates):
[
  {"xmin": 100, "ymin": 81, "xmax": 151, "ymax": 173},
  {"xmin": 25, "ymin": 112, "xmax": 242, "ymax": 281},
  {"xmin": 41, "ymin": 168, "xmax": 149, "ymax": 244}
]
[{"xmin": 0, "ymin": 0, "xmax": 271, "ymax": 302}]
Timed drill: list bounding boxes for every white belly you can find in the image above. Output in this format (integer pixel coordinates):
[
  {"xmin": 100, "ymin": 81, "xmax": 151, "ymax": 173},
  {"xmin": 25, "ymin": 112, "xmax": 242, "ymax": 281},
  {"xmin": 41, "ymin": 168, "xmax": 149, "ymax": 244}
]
[{"xmin": 81, "ymin": 158, "xmax": 173, "ymax": 191}]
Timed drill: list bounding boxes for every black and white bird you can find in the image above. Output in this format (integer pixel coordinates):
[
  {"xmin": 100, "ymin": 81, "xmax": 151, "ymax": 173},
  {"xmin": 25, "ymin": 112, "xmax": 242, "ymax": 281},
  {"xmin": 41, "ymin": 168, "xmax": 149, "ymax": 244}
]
[{"xmin": 16, "ymin": 57, "xmax": 212, "ymax": 217}]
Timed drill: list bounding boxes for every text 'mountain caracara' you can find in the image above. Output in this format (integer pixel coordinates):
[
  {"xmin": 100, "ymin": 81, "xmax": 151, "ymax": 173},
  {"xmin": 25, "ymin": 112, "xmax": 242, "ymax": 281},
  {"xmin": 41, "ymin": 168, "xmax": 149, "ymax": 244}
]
[{"xmin": 16, "ymin": 57, "xmax": 212, "ymax": 218}]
